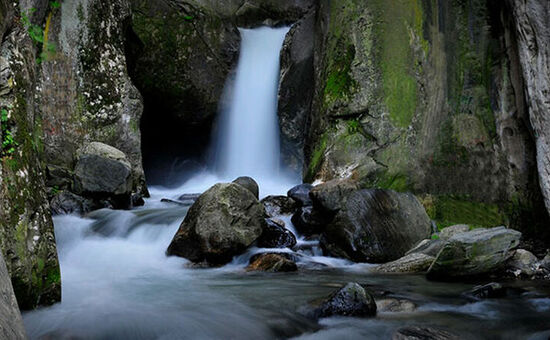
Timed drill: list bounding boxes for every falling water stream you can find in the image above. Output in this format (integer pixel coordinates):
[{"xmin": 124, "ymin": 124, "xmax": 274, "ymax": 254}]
[{"xmin": 23, "ymin": 27, "xmax": 550, "ymax": 339}]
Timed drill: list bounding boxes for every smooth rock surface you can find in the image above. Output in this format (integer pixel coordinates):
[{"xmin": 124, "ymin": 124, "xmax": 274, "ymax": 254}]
[
  {"xmin": 439, "ymin": 225, "xmax": 470, "ymax": 240},
  {"xmin": 405, "ymin": 239, "xmax": 444, "ymax": 257},
  {"xmin": 287, "ymin": 183, "xmax": 313, "ymax": 207},
  {"xmin": 376, "ymin": 299, "xmax": 416, "ymax": 313},
  {"xmin": 166, "ymin": 183, "xmax": 265, "ymax": 264},
  {"xmin": 428, "ymin": 227, "xmax": 521, "ymax": 279},
  {"xmin": 232, "ymin": 176, "xmax": 259, "ymax": 199},
  {"xmin": 309, "ymin": 178, "xmax": 360, "ymax": 213},
  {"xmin": 291, "ymin": 206, "xmax": 327, "ymax": 235},
  {"xmin": 50, "ymin": 191, "xmax": 94, "ymax": 216},
  {"xmin": 0, "ymin": 252, "xmax": 27, "ymax": 340},
  {"xmin": 373, "ymin": 253, "xmax": 435, "ymax": 274},
  {"xmin": 256, "ymin": 219, "xmax": 297, "ymax": 249},
  {"xmin": 322, "ymin": 189, "xmax": 432, "ymax": 263},
  {"xmin": 506, "ymin": 249, "xmax": 539, "ymax": 277}
]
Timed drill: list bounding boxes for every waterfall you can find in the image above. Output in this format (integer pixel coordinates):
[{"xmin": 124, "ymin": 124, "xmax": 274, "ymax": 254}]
[{"xmin": 214, "ymin": 26, "xmax": 290, "ymax": 181}]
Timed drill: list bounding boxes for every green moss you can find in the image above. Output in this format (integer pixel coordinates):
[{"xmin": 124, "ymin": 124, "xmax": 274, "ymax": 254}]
[
  {"xmin": 432, "ymin": 196, "xmax": 507, "ymax": 229},
  {"xmin": 323, "ymin": 44, "xmax": 356, "ymax": 106},
  {"xmin": 369, "ymin": 0, "xmax": 426, "ymax": 128},
  {"xmin": 305, "ymin": 133, "xmax": 329, "ymax": 182}
]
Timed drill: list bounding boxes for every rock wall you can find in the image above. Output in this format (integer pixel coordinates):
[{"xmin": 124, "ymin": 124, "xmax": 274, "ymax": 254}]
[
  {"xmin": 0, "ymin": 0, "xmax": 61, "ymax": 309},
  {"xmin": 507, "ymin": 0, "xmax": 550, "ymax": 222},
  {"xmin": 305, "ymin": 0, "xmax": 548, "ymax": 232},
  {"xmin": 0, "ymin": 252, "xmax": 27, "ymax": 340}
]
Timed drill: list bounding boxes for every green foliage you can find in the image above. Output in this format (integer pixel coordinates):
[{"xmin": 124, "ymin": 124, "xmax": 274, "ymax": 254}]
[
  {"xmin": 306, "ymin": 133, "xmax": 329, "ymax": 182},
  {"xmin": 1, "ymin": 108, "xmax": 18, "ymax": 157},
  {"xmin": 432, "ymin": 196, "xmax": 507, "ymax": 229},
  {"xmin": 431, "ymin": 234, "xmax": 440, "ymax": 240},
  {"xmin": 324, "ymin": 44, "xmax": 356, "ymax": 106},
  {"xmin": 20, "ymin": 2, "xmax": 61, "ymax": 64}
]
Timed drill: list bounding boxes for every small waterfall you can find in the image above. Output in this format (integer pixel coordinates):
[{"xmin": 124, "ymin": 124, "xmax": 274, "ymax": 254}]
[{"xmin": 214, "ymin": 26, "xmax": 290, "ymax": 181}]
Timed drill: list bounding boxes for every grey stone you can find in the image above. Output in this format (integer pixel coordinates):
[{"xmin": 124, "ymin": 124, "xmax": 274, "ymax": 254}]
[
  {"xmin": 287, "ymin": 183, "xmax": 313, "ymax": 207},
  {"xmin": 310, "ymin": 178, "xmax": 360, "ymax": 213},
  {"xmin": 261, "ymin": 195, "xmax": 298, "ymax": 217},
  {"xmin": 291, "ymin": 205, "xmax": 327, "ymax": 235},
  {"xmin": 506, "ymin": 249, "xmax": 539, "ymax": 277},
  {"xmin": 405, "ymin": 239, "xmax": 444, "ymax": 257},
  {"xmin": 373, "ymin": 253, "xmax": 435, "ymax": 274},
  {"xmin": 309, "ymin": 282, "xmax": 376, "ymax": 318},
  {"xmin": 257, "ymin": 219, "xmax": 297, "ymax": 249},
  {"xmin": 166, "ymin": 183, "xmax": 266, "ymax": 264},
  {"xmin": 428, "ymin": 227, "xmax": 521, "ymax": 279},
  {"xmin": 321, "ymin": 189, "xmax": 432, "ymax": 263},
  {"xmin": 376, "ymin": 298, "xmax": 416, "ymax": 313},
  {"xmin": 439, "ymin": 224, "xmax": 470, "ymax": 240},
  {"xmin": 0, "ymin": 252, "xmax": 27, "ymax": 340},
  {"xmin": 232, "ymin": 176, "xmax": 259, "ymax": 199},
  {"xmin": 50, "ymin": 191, "xmax": 94, "ymax": 216}
]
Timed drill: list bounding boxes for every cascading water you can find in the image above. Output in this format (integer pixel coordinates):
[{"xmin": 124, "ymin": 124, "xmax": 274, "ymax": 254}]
[
  {"xmin": 22, "ymin": 26, "xmax": 550, "ymax": 340},
  {"xmin": 214, "ymin": 27, "xmax": 289, "ymax": 180}
]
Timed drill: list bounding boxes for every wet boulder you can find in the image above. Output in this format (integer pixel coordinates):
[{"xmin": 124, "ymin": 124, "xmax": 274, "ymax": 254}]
[
  {"xmin": 166, "ymin": 183, "xmax": 266, "ymax": 264},
  {"xmin": 73, "ymin": 142, "xmax": 133, "ymax": 209},
  {"xmin": 232, "ymin": 176, "xmax": 259, "ymax": 199},
  {"xmin": 427, "ymin": 227, "xmax": 521, "ymax": 279},
  {"xmin": 372, "ymin": 253, "xmax": 435, "ymax": 274},
  {"xmin": 321, "ymin": 189, "xmax": 432, "ymax": 263},
  {"xmin": 463, "ymin": 282, "xmax": 507, "ymax": 300},
  {"xmin": 506, "ymin": 249, "xmax": 539, "ymax": 277},
  {"xmin": 291, "ymin": 205, "xmax": 327, "ymax": 235},
  {"xmin": 310, "ymin": 178, "xmax": 360, "ymax": 213},
  {"xmin": 257, "ymin": 219, "xmax": 297, "ymax": 249},
  {"xmin": 308, "ymin": 282, "xmax": 376, "ymax": 318},
  {"xmin": 246, "ymin": 253, "xmax": 297, "ymax": 272},
  {"xmin": 50, "ymin": 191, "xmax": 95, "ymax": 216},
  {"xmin": 261, "ymin": 195, "xmax": 298, "ymax": 217},
  {"xmin": 376, "ymin": 298, "xmax": 416, "ymax": 313},
  {"xmin": 392, "ymin": 327, "xmax": 459, "ymax": 340},
  {"xmin": 287, "ymin": 183, "xmax": 313, "ymax": 206},
  {"xmin": 406, "ymin": 239, "xmax": 444, "ymax": 257}
]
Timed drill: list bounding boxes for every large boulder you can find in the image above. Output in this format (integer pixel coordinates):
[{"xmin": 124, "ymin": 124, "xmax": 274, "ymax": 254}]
[
  {"xmin": 427, "ymin": 227, "xmax": 521, "ymax": 279},
  {"xmin": 256, "ymin": 219, "xmax": 297, "ymax": 249},
  {"xmin": 166, "ymin": 183, "xmax": 265, "ymax": 264},
  {"xmin": 372, "ymin": 253, "xmax": 435, "ymax": 274},
  {"xmin": 287, "ymin": 183, "xmax": 313, "ymax": 207},
  {"xmin": 321, "ymin": 190, "xmax": 432, "ymax": 263},
  {"xmin": 309, "ymin": 178, "xmax": 360, "ymax": 213},
  {"xmin": 261, "ymin": 195, "xmax": 298, "ymax": 217},
  {"xmin": 232, "ymin": 176, "xmax": 259, "ymax": 199},
  {"xmin": 291, "ymin": 205, "xmax": 327, "ymax": 235},
  {"xmin": 439, "ymin": 224, "xmax": 470, "ymax": 240},
  {"xmin": 74, "ymin": 142, "xmax": 133, "ymax": 208},
  {"xmin": 246, "ymin": 253, "xmax": 297, "ymax": 272},
  {"xmin": 308, "ymin": 282, "xmax": 376, "ymax": 319},
  {"xmin": 506, "ymin": 249, "xmax": 539, "ymax": 277},
  {"xmin": 405, "ymin": 239, "xmax": 444, "ymax": 257},
  {"xmin": 0, "ymin": 252, "xmax": 27, "ymax": 340}
]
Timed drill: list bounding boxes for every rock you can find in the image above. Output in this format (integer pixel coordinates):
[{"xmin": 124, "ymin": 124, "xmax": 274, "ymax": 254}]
[
  {"xmin": 376, "ymin": 298, "xmax": 416, "ymax": 313},
  {"xmin": 506, "ymin": 249, "xmax": 539, "ymax": 277},
  {"xmin": 160, "ymin": 198, "xmax": 194, "ymax": 207},
  {"xmin": 0, "ymin": 252, "xmax": 27, "ymax": 340},
  {"xmin": 131, "ymin": 193, "xmax": 145, "ymax": 207},
  {"xmin": 261, "ymin": 195, "xmax": 298, "ymax": 217},
  {"xmin": 427, "ymin": 227, "xmax": 521, "ymax": 279},
  {"xmin": 177, "ymin": 193, "xmax": 201, "ymax": 203},
  {"xmin": 50, "ymin": 191, "xmax": 94, "ymax": 216},
  {"xmin": 372, "ymin": 253, "xmax": 435, "ymax": 274},
  {"xmin": 74, "ymin": 142, "xmax": 133, "ymax": 208},
  {"xmin": 439, "ymin": 225, "xmax": 470, "ymax": 240},
  {"xmin": 310, "ymin": 282, "xmax": 376, "ymax": 318},
  {"xmin": 392, "ymin": 326, "xmax": 459, "ymax": 340},
  {"xmin": 287, "ymin": 183, "xmax": 313, "ymax": 207},
  {"xmin": 463, "ymin": 283, "xmax": 506, "ymax": 300},
  {"xmin": 232, "ymin": 176, "xmax": 259, "ymax": 199},
  {"xmin": 406, "ymin": 239, "xmax": 444, "ymax": 257},
  {"xmin": 246, "ymin": 253, "xmax": 297, "ymax": 272},
  {"xmin": 321, "ymin": 189, "xmax": 432, "ymax": 263},
  {"xmin": 257, "ymin": 219, "xmax": 297, "ymax": 249},
  {"xmin": 541, "ymin": 253, "xmax": 550, "ymax": 271},
  {"xmin": 309, "ymin": 178, "xmax": 360, "ymax": 213},
  {"xmin": 166, "ymin": 183, "xmax": 266, "ymax": 264},
  {"xmin": 291, "ymin": 206, "xmax": 327, "ymax": 235}
]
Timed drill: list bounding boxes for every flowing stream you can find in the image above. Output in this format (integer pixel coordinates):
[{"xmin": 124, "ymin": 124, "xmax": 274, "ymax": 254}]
[{"xmin": 23, "ymin": 26, "xmax": 550, "ymax": 339}]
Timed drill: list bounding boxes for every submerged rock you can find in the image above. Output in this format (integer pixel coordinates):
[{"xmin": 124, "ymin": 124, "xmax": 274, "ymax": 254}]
[
  {"xmin": 373, "ymin": 253, "xmax": 435, "ymax": 274},
  {"xmin": 50, "ymin": 191, "xmax": 95, "ymax": 216},
  {"xmin": 392, "ymin": 326, "xmax": 459, "ymax": 340},
  {"xmin": 376, "ymin": 298, "xmax": 416, "ymax": 313},
  {"xmin": 321, "ymin": 189, "xmax": 432, "ymax": 263},
  {"xmin": 166, "ymin": 183, "xmax": 265, "ymax": 264},
  {"xmin": 439, "ymin": 224, "xmax": 470, "ymax": 240},
  {"xmin": 427, "ymin": 227, "xmax": 521, "ymax": 279},
  {"xmin": 463, "ymin": 283, "xmax": 507, "ymax": 300},
  {"xmin": 232, "ymin": 176, "xmax": 260, "ymax": 199},
  {"xmin": 246, "ymin": 253, "xmax": 297, "ymax": 272},
  {"xmin": 308, "ymin": 282, "xmax": 376, "ymax": 318},
  {"xmin": 506, "ymin": 249, "xmax": 539, "ymax": 277},
  {"xmin": 257, "ymin": 219, "xmax": 297, "ymax": 249},
  {"xmin": 310, "ymin": 178, "xmax": 360, "ymax": 213},
  {"xmin": 261, "ymin": 195, "xmax": 298, "ymax": 217},
  {"xmin": 287, "ymin": 183, "xmax": 314, "ymax": 207}
]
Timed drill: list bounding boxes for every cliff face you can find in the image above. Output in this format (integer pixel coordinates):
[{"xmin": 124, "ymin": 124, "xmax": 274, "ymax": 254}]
[
  {"xmin": 0, "ymin": 251, "xmax": 27, "ymax": 339},
  {"xmin": 507, "ymin": 0, "xmax": 550, "ymax": 222},
  {"xmin": 305, "ymin": 0, "xmax": 548, "ymax": 232},
  {"xmin": 0, "ymin": 0, "xmax": 60, "ymax": 309}
]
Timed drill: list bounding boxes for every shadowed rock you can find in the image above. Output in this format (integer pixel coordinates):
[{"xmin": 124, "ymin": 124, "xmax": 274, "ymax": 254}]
[
  {"xmin": 232, "ymin": 176, "xmax": 259, "ymax": 199},
  {"xmin": 246, "ymin": 253, "xmax": 297, "ymax": 272},
  {"xmin": 307, "ymin": 282, "xmax": 376, "ymax": 319}
]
